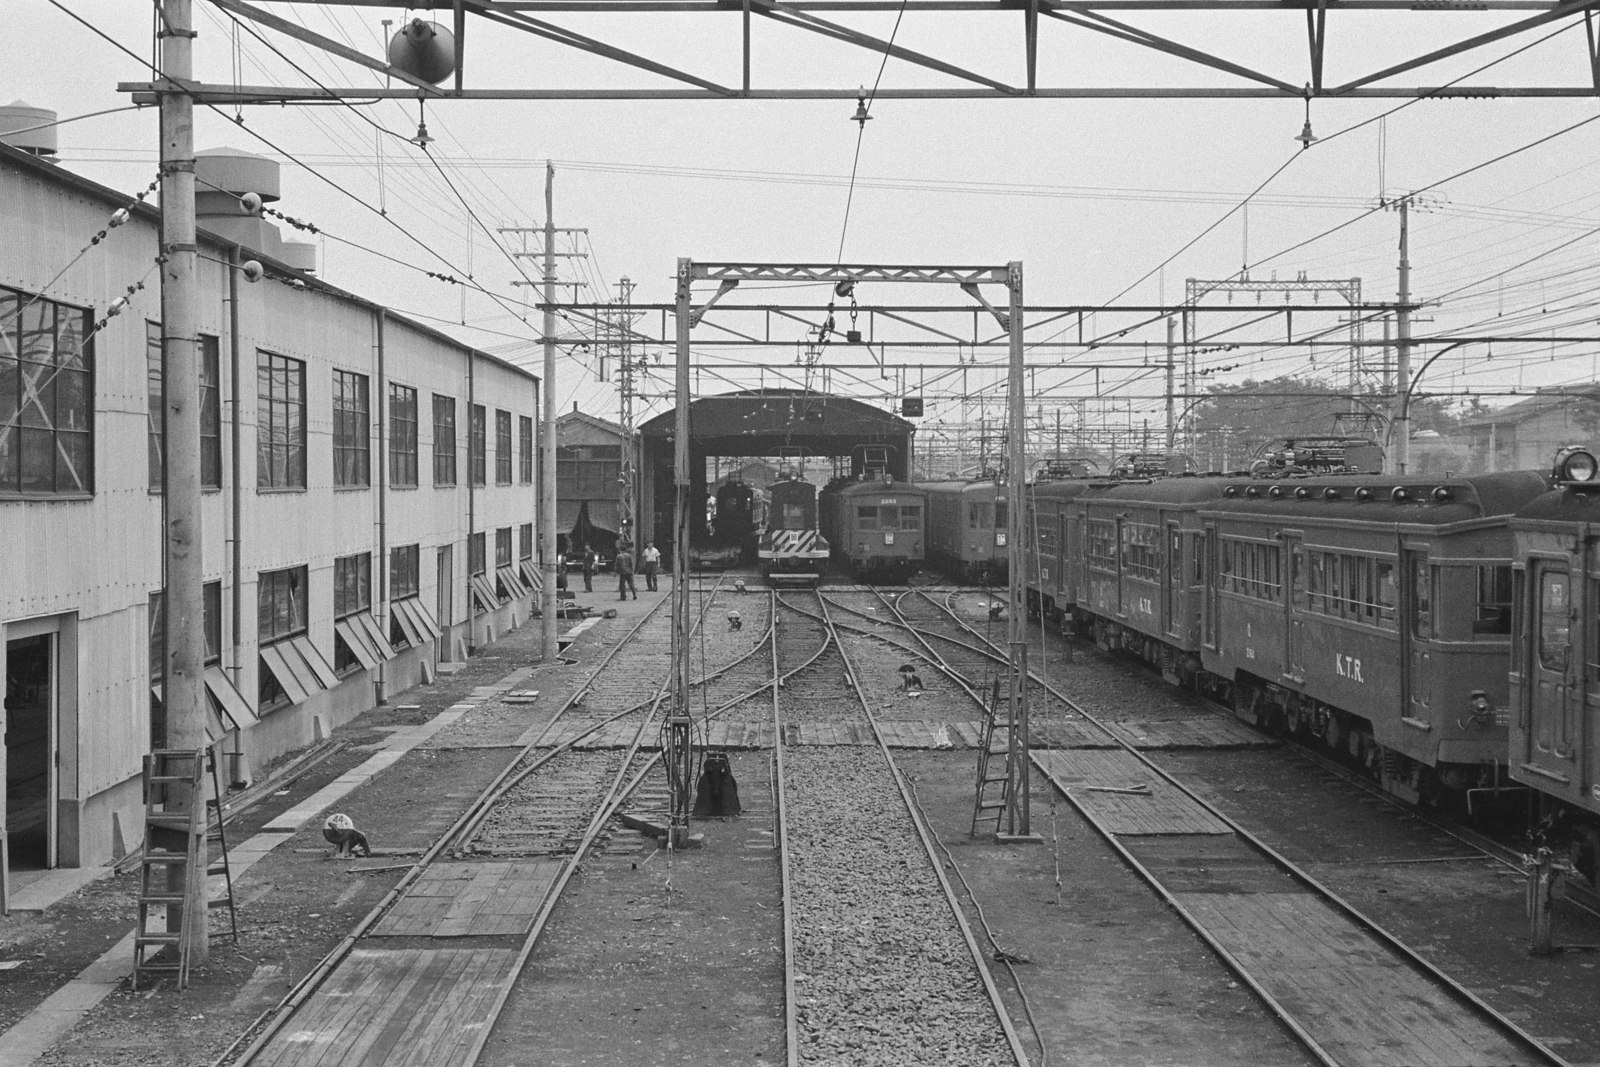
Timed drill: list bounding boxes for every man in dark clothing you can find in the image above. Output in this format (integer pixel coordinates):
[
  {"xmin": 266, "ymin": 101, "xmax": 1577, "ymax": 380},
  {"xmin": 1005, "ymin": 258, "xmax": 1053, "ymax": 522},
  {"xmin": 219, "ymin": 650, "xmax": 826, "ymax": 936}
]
[
  {"xmin": 581, "ymin": 545, "xmax": 596, "ymax": 592},
  {"xmin": 616, "ymin": 543, "xmax": 637, "ymax": 600}
]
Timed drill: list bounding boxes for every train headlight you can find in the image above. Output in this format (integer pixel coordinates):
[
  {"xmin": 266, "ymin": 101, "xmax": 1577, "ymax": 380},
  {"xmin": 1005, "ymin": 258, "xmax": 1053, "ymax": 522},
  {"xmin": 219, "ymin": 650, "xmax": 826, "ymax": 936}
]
[
  {"xmin": 1554, "ymin": 446, "xmax": 1599, "ymax": 485},
  {"xmin": 1463, "ymin": 689, "xmax": 1494, "ymax": 729}
]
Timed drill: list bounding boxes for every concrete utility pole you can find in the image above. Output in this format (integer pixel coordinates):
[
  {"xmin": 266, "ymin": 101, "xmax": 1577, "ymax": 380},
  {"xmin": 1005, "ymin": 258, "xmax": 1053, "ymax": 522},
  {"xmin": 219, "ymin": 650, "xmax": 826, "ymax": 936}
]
[
  {"xmin": 668, "ymin": 259, "xmax": 695, "ymax": 848},
  {"xmin": 157, "ymin": 0, "xmax": 209, "ymax": 961},
  {"xmin": 1393, "ymin": 197, "xmax": 1413, "ymax": 476},
  {"xmin": 501, "ymin": 173, "xmax": 587, "ymax": 663}
]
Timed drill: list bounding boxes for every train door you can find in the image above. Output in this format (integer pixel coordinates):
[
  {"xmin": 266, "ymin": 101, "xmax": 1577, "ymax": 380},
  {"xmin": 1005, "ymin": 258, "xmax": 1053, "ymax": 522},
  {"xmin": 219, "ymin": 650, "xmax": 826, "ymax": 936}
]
[
  {"xmin": 1400, "ymin": 548, "xmax": 1433, "ymax": 725},
  {"xmin": 1283, "ymin": 534, "xmax": 1304, "ymax": 682},
  {"xmin": 1528, "ymin": 559, "xmax": 1577, "ymax": 767},
  {"xmin": 1203, "ymin": 523, "xmax": 1219, "ymax": 649},
  {"xmin": 1116, "ymin": 516, "xmax": 1129, "ymax": 618},
  {"xmin": 1164, "ymin": 521, "xmax": 1182, "ymax": 638}
]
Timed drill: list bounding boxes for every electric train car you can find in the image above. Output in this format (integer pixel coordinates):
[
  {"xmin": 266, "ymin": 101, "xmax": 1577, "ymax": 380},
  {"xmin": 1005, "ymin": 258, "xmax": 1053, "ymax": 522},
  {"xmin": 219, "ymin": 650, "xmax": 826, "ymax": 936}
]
[
  {"xmin": 1508, "ymin": 446, "xmax": 1600, "ymax": 877},
  {"xmin": 759, "ymin": 474, "xmax": 829, "ymax": 580},
  {"xmin": 1023, "ymin": 473, "xmax": 1100, "ymax": 628},
  {"xmin": 820, "ymin": 474, "xmax": 927, "ymax": 582},
  {"xmin": 1202, "ymin": 468, "xmax": 1548, "ymax": 806},
  {"xmin": 922, "ymin": 478, "xmax": 1010, "ymax": 585},
  {"xmin": 701, "ymin": 479, "xmax": 765, "ymax": 567}
]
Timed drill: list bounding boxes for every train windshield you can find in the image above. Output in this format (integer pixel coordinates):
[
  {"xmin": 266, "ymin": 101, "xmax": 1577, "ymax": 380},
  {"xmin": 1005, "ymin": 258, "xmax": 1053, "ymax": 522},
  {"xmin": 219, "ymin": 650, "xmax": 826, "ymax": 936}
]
[
  {"xmin": 779, "ymin": 504, "xmax": 807, "ymax": 529},
  {"xmin": 1538, "ymin": 569, "xmax": 1570, "ymax": 671},
  {"xmin": 995, "ymin": 502, "xmax": 1008, "ymax": 529},
  {"xmin": 900, "ymin": 505, "xmax": 921, "ymax": 530}
]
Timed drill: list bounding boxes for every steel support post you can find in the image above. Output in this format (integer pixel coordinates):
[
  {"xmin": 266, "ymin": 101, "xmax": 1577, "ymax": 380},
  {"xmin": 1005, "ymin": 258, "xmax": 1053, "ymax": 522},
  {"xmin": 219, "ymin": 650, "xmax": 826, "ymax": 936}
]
[
  {"xmin": 1393, "ymin": 198, "xmax": 1413, "ymax": 476},
  {"xmin": 668, "ymin": 258, "xmax": 695, "ymax": 849},
  {"xmin": 1000, "ymin": 261, "xmax": 1040, "ymax": 844}
]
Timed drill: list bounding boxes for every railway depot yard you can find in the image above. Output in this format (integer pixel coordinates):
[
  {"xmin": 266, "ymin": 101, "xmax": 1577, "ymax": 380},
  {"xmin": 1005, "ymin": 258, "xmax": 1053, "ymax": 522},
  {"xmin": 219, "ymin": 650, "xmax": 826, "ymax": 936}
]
[{"xmin": 5, "ymin": 576, "xmax": 1600, "ymax": 1067}]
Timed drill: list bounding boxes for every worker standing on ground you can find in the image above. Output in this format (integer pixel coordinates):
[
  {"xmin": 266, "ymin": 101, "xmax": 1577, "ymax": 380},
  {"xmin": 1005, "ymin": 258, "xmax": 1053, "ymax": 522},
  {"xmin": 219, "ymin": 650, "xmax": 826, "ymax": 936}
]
[
  {"xmin": 581, "ymin": 544, "xmax": 596, "ymax": 592},
  {"xmin": 641, "ymin": 541, "xmax": 661, "ymax": 591},
  {"xmin": 616, "ymin": 542, "xmax": 638, "ymax": 601}
]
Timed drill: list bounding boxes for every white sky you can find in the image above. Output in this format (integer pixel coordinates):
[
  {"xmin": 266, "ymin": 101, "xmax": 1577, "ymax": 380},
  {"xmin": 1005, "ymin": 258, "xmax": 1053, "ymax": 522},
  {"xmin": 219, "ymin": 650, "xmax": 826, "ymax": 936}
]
[{"xmin": 12, "ymin": 0, "xmax": 1600, "ymax": 452}]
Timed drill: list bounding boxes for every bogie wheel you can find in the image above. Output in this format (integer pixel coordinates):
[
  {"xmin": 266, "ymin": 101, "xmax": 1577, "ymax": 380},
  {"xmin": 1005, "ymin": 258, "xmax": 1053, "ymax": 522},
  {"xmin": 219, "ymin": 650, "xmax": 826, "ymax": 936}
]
[{"xmin": 1322, "ymin": 711, "xmax": 1344, "ymax": 751}]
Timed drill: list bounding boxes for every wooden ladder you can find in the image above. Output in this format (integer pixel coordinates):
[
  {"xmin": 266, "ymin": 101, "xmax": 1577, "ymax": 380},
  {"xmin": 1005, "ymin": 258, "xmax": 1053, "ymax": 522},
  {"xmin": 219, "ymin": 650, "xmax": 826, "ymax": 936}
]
[
  {"xmin": 970, "ymin": 677, "xmax": 1014, "ymax": 835},
  {"xmin": 133, "ymin": 749, "xmax": 238, "ymax": 989}
]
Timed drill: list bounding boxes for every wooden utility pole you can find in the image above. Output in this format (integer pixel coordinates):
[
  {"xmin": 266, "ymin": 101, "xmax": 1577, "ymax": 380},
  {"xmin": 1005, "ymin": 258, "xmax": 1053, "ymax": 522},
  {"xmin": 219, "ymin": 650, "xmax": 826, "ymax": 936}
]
[
  {"xmin": 1000, "ymin": 261, "xmax": 1039, "ymax": 843},
  {"xmin": 157, "ymin": 0, "xmax": 209, "ymax": 961}
]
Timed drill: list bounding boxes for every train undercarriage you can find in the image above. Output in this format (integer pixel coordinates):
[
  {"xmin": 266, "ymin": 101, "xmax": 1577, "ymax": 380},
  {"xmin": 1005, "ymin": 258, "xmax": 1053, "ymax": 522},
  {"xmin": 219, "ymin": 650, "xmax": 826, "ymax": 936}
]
[{"xmin": 1033, "ymin": 593, "xmax": 1512, "ymax": 817}]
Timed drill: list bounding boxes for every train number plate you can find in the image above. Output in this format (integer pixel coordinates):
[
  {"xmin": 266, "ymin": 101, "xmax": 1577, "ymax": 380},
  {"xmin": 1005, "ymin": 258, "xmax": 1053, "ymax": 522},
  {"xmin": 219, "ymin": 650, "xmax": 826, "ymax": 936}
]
[{"xmin": 883, "ymin": 531, "xmax": 895, "ymax": 545}]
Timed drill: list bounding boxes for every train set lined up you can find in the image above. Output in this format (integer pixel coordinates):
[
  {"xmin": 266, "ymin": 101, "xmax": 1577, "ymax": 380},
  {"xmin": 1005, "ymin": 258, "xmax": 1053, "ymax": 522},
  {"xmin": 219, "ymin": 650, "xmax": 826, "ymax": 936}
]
[{"xmin": 708, "ymin": 442, "xmax": 1600, "ymax": 882}]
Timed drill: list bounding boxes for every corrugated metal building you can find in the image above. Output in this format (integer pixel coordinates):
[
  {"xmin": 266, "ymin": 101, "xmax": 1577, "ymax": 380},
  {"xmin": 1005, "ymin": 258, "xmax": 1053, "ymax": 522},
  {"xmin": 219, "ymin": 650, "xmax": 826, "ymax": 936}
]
[{"xmin": 0, "ymin": 137, "xmax": 541, "ymax": 877}]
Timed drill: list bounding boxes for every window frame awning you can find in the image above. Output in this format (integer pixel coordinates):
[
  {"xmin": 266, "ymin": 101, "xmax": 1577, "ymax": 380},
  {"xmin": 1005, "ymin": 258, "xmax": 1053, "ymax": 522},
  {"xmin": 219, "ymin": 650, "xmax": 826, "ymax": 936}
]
[
  {"xmin": 520, "ymin": 559, "xmax": 543, "ymax": 592},
  {"xmin": 496, "ymin": 564, "xmax": 530, "ymax": 599},
  {"xmin": 334, "ymin": 611, "xmax": 396, "ymax": 672},
  {"xmin": 391, "ymin": 595, "xmax": 442, "ymax": 647},
  {"xmin": 260, "ymin": 633, "xmax": 340, "ymax": 707},
  {"xmin": 469, "ymin": 573, "xmax": 501, "ymax": 614},
  {"xmin": 152, "ymin": 666, "xmax": 259, "ymax": 742}
]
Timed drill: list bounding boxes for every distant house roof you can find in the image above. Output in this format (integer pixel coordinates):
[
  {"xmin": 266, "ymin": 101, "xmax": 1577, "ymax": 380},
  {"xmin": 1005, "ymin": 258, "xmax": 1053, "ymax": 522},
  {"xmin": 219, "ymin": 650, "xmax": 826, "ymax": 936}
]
[
  {"xmin": 558, "ymin": 410, "xmax": 626, "ymax": 437},
  {"xmin": 1458, "ymin": 389, "xmax": 1600, "ymax": 428}
]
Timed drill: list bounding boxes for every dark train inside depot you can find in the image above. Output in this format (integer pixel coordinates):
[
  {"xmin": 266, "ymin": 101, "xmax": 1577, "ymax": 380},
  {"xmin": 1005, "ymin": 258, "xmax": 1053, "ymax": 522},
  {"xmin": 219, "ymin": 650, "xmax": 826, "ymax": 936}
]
[{"xmin": 695, "ymin": 477, "xmax": 766, "ymax": 568}]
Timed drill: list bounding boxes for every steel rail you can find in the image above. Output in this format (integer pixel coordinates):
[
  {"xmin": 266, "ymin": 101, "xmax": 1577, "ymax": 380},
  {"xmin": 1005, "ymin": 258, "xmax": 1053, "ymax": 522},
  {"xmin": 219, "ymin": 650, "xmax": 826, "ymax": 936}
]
[
  {"xmin": 217, "ymin": 594, "xmax": 680, "ymax": 1066},
  {"xmin": 919, "ymin": 585, "xmax": 1573, "ymax": 1067},
  {"xmin": 806, "ymin": 591, "xmax": 1034, "ymax": 1066},
  {"xmin": 769, "ymin": 593, "xmax": 801, "ymax": 1067},
  {"xmin": 226, "ymin": 579, "xmax": 741, "ymax": 1066}
]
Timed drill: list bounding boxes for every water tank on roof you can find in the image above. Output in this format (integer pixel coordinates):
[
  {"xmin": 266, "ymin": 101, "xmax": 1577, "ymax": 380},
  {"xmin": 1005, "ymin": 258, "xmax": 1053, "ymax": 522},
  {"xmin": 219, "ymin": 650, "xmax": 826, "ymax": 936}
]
[{"xmin": 0, "ymin": 100, "xmax": 58, "ymax": 159}]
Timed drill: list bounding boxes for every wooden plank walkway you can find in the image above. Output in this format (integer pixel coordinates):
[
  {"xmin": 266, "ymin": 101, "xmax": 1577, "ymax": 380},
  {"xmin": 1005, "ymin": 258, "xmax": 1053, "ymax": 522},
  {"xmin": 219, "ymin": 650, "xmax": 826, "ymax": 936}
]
[
  {"xmin": 370, "ymin": 861, "xmax": 561, "ymax": 938},
  {"xmin": 1034, "ymin": 749, "xmax": 1234, "ymax": 835},
  {"xmin": 537, "ymin": 717, "xmax": 1269, "ymax": 751},
  {"xmin": 249, "ymin": 947, "xmax": 517, "ymax": 1067},
  {"xmin": 1177, "ymin": 893, "xmax": 1541, "ymax": 1067}
]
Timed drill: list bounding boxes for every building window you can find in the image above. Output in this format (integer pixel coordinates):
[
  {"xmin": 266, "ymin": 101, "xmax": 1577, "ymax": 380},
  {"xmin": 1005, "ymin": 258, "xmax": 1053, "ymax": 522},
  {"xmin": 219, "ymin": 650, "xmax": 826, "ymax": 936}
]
[
  {"xmin": 519, "ymin": 415, "xmax": 534, "ymax": 484},
  {"xmin": 148, "ymin": 582, "xmax": 223, "ymax": 748},
  {"xmin": 432, "ymin": 394, "xmax": 456, "ymax": 486},
  {"xmin": 149, "ymin": 328, "xmax": 222, "ymax": 491},
  {"xmin": 391, "ymin": 544, "xmax": 420, "ymax": 600},
  {"xmin": 333, "ymin": 552, "xmax": 372, "ymax": 674},
  {"xmin": 389, "ymin": 383, "xmax": 418, "ymax": 487},
  {"xmin": 496, "ymin": 527, "xmax": 513, "ymax": 568},
  {"xmin": 334, "ymin": 553, "xmax": 372, "ymax": 619},
  {"xmin": 333, "ymin": 369, "xmax": 370, "ymax": 487},
  {"xmin": 469, "ymin": 404, "xmax": 487, "ymax": 486},
  {"xmin": 257, "ymin": 351, "xmax": 306, "ymax": 488},
  {"xmin": 520, "ymin": 522, "xmax": 533, "ymax": 561},
  {"xmin": 0, "ymin": 286, "xmax": 93, "ymax": 496},
  {"xmin": 470, "ymin": 532, "xmax": 486, "ymax": 576},
  {"xmin": 495, "ymin": 409, "xmax": 513, "ymax": 484},
  {"xmin": 258, "ymin": 565, "xmax": 308, "ymax": 710}
]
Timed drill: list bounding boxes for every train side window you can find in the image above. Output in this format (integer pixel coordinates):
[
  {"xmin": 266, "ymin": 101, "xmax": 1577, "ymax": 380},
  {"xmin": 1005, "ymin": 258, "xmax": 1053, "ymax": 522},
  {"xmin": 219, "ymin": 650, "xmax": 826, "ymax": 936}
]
[
  {"xmin": 1376, "ymin": 561, "xmax": 1397, "ymax": 623},
  {"xmin": 1411, "ymin": 557, "xmax": 1432, "ymax": 639},
  {"xmin": 1590, "ymin": 579, "xmax": 1600, "ymax": 679},
  {"xmin": 1538, "ymin": 570, "xmax": 1570, "ymax": 672},
  {"xmin": 857, "ymin": 506, "xmax": 879, "ymax": 530},
  {"xmin": 900, "ymin": 505, "xmax": 921, "ymax": 530},
  {"xmin": 1291, "ymin": 549, "xmax": 1305, "ymax": 607},
  {"xmin": 1472, "ymin": 565, "xmax": 1513, "ymax": 636}
]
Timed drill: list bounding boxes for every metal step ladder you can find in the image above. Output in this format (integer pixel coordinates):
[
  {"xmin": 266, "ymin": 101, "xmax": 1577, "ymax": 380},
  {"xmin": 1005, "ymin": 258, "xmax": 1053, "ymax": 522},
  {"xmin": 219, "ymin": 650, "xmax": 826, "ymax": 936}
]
[
  {"xmin": 970, "ymin": 677, "xmax": 1014, "ymax": 835},
  {"xmin": 133, "ymin": 749, "xmax": 238, "ymax": 989}
]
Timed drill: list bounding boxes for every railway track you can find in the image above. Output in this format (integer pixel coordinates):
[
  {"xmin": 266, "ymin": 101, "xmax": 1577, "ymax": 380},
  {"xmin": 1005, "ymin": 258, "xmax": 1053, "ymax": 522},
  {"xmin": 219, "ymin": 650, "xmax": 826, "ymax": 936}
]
[
  {"xmin": 908, "ymin": 583, "xmax": 1570, "ymax": 1067},
  {"xmin": 222, "ymin": 580, "xmax": 770, "ymax": 1067},
  {"xmin": 773, "ymin": 588, "xmax": 1030, "ymax": 1066}
]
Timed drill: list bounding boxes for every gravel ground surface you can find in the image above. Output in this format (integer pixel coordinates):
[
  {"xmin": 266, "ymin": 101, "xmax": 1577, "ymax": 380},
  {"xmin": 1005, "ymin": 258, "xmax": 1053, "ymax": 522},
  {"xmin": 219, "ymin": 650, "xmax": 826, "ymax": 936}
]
[{"xmin": 784, "ymin": 747, "xmax": 1016, "ymax": 1066}]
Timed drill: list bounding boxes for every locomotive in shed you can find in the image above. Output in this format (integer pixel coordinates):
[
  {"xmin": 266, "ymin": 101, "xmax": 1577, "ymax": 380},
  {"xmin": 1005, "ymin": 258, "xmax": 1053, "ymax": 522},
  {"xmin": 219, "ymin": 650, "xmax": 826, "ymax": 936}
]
[
  {"xmin": 699, "ymin": 478, "xmax": 765, "ymax": 567},
  {"xmin": 820, "ymin": 474, "xmax": 927, "ymax": 582},
  {"xmin": 759, "ymin": 473, "xmax": 829, "ymax": 580},
  {"xmin": 922, "ymin": 478, "xmax": 1009, "ymax": 585}
]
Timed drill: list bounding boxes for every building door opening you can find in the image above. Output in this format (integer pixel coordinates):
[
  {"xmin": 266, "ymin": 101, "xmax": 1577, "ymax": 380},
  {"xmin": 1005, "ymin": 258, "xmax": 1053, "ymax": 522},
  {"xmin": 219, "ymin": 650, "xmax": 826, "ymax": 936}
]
[{"xmin": 5, "ymin": 633, "xmax": 55, "ymax": 871}]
